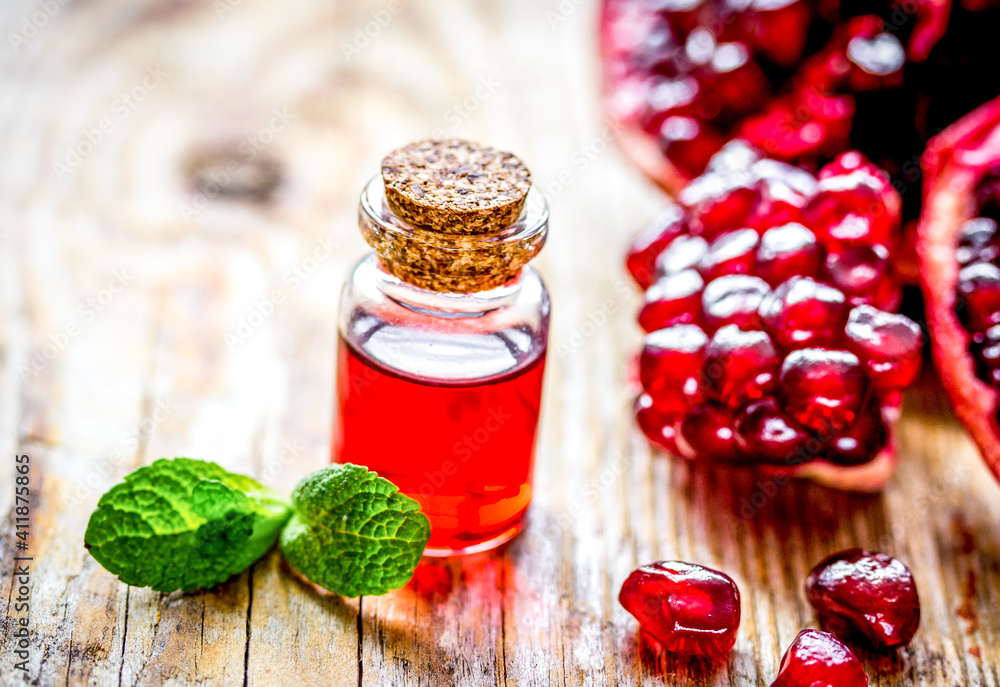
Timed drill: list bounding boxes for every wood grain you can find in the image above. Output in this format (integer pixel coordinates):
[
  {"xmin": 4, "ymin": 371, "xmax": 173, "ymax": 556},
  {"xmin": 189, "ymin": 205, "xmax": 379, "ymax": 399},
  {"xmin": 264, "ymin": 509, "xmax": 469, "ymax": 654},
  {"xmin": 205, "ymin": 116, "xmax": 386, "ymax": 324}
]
[{"xmin": 1, "ymin": 0, "xmax": 998, "ymax": 685}]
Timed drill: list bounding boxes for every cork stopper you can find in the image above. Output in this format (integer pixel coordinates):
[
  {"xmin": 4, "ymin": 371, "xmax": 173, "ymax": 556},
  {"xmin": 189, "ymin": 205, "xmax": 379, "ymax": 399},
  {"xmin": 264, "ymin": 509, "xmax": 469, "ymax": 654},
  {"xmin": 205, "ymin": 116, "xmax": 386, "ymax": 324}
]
[
  {"xmin": 381, "ymin": 139, "xmax": 532, "ymax": 235},
  {"xmin": 358, "ymin": 141, "xmax": 547, "ymax": 294}
]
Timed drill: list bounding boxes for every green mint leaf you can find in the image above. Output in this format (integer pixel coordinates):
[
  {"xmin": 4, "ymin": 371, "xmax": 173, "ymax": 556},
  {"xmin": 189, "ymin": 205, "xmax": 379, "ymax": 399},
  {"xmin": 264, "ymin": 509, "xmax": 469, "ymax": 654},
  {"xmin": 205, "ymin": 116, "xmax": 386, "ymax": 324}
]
[
  {"xmin": 279, "ymin": 463, "xmax": 430, "ymax": 597},
  {"xmin": 85, "ymin": 458, "xmax": 292, "ymax": 593}
]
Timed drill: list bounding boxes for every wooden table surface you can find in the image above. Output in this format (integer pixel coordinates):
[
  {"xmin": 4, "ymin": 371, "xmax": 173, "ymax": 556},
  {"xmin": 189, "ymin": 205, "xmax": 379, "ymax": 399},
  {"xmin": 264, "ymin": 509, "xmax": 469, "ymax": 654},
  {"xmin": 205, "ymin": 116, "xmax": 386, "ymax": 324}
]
[{"xmin": 1, "ymin": 0, "xmax": 999, "ymax": 685}]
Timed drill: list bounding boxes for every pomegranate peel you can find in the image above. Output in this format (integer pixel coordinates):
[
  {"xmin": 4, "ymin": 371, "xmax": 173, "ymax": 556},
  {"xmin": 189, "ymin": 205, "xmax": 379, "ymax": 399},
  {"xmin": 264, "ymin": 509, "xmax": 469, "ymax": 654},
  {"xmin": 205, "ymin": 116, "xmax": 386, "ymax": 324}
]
[{"xmin": 917, "ymin": 95, "xmax": 1000, "ymax": 486}]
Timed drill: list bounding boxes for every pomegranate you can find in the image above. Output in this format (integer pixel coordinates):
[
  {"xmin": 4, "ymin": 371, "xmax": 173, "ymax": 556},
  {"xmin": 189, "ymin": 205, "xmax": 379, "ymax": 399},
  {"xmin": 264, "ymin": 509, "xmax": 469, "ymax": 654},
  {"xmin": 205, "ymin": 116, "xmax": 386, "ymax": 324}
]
[
  {"xmin": 806, "ymin": 549, "xmax": 920, "ymax": 649},
  {"xmin": 619, "ymin": 560, "xmax": 741, "ymax": 658},
  {"xmin": 769, "ymin": 630, "xmax": 868, "ymax": 687},
  {"xmin": 631, "ymin": 143, "xmax": 922, "ymax": 491},
  {"xmin": 918, "ymin": 95, "xmax": 1000, "ymax": 487},
  {"xmin": 601, "ymin": 0, "xmax": 1000, "ymax": 277}
]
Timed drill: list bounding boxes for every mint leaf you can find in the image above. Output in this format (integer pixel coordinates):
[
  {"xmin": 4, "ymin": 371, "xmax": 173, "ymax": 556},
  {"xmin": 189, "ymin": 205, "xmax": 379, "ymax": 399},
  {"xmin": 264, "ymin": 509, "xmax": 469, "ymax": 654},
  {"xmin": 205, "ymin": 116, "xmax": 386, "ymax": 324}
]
[
  {"xmin": 85, "ymin": 458, "xmax": 292, "ymax": 592},
  {"xmin": 279, "ymin": 464, "xmax": 430, "ymax": 597}
]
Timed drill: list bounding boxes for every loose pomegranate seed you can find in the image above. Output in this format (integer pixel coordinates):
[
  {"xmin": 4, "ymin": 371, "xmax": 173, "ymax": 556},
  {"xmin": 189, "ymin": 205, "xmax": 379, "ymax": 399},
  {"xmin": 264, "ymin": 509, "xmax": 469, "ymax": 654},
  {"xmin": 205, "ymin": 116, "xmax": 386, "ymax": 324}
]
[
  {"xmin": 701, "ymin": 275, "xmax": 770, "ymax": 332},
  {"xmin": 769, "ymin": 630, "xmax": 868, "ymax": 687},
  {"xmin": 756, "ymin": 223, "xmax": 822, "ymax": 286},
  {"xmin": 639, "ymin": 270, "xmax": 705, "ymax": 332},
  {"xmin": 759, "ymin": 277, "xmax": 849, "ymax": 351},
  {"xmin": 779, "ymin": 349, "xmax": 868, "ymax": 434},
  {"xmin": 640, "ymin": 325, "xmax": 707, "ymax": 414},
  {"xmin": 844, "ymin": 305, "xmax": 923, "ymax": 393},
  {"xmin": 619, "ymin": 561, "xmax": 741, "ymax": 658},
  {"xmin": 806, "ymin": 549, "xmax": 920, "ymax": 650},
  {"xmin": 702, "ymin": 325, "xmax": 779, "ymax": 408}
]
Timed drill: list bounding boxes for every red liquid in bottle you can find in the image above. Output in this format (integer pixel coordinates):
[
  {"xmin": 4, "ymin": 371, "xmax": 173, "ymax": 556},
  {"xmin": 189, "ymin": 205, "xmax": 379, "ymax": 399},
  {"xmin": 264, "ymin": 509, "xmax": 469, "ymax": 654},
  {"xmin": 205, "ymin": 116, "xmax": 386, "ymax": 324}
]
[{"xmin": 334, "ymin": 336, "xmax": 546, "ymax": 555}]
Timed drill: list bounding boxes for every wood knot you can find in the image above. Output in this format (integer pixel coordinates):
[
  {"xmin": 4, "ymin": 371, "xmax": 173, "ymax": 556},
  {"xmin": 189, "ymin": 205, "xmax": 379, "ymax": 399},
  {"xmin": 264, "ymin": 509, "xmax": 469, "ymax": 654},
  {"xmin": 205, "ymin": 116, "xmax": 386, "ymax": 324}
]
[{"xmin": 184, "ymin": 144, "xmax": 282, "ymax": 204}]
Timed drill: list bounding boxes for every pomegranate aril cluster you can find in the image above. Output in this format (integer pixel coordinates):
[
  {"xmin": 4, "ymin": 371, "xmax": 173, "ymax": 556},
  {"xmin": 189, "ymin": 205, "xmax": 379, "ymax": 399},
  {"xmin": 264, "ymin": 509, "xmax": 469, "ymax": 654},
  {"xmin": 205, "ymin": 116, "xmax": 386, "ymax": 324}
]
[
  {"xmin": 601, "ymin": 0, "xmax": 1000, "ymax": 220},
  {"xmin": 955, "ymin": 184, "xmax": 1000, "ymax": 423},
  {"xmin": 630, "ymin": 144, "xmax": 921, "ymax": 480}
]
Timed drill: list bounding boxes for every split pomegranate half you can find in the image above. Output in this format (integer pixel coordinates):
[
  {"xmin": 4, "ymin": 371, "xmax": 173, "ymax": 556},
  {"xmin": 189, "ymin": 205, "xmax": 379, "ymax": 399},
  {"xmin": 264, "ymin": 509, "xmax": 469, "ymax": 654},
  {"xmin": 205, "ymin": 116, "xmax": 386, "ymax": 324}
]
[
  {"xmin": 601, "ymin": 0, "xmax": 1000, "ymax": 279},
  {"xmin": 629, "ymin": 142, "xmax": 922, "ymax": 492},
  {"xmin": 918, "ymin": 95, "xmax": 1000, "ymax": 486}
]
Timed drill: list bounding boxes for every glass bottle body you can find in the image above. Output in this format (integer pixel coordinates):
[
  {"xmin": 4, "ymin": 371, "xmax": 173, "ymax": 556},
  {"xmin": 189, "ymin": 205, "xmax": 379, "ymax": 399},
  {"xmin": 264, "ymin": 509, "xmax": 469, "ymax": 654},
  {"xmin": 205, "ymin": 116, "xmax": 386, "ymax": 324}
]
[{"xmin": 335, "ymin": 254, "xmax": 549, "ymax": 555}]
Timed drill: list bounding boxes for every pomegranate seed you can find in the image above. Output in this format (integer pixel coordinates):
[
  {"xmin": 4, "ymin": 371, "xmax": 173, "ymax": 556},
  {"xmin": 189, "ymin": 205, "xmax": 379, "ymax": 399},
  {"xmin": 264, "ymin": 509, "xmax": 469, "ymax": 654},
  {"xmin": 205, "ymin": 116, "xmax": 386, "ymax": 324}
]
[
  {"xmin": 627, "ymin": 206, "xmax": 687, "ymax": 288},
  {"xmin": 643, "ymin": 76, "xmax": 700, "ymax": 125},
  {"xmin": 740, "ymin": 0, "xmax": 811, "ymax": 67},
  {"xmin": 679, "ymin": 403, "xmax": 738, "ymax": 462},
  {"xmin": 956, "ymin": 217, "xmax": 1000, "ymax": 266},
  {"xmin": 734, "ymin": 397, "xmax": 811, "ymax": 466},
  {"xmin": 702, "ymin": 325, "xmax": 779, "ymax": 408},
  {"xmin": 619, "ymin": 561, "xmax": 741, "ymax": 658},
  {"xmin": 749, "ymin": 161, "xmax": 817, "ymax": 228},
  {"xmin": 824, "ymin": 245, "xmax": 898, "ymax": 309},
  {"xmin": 635, "ymin": 394, "xmax": 681, "ymax": 454},
  {"xmin": 844, "ymin": 305, "xmax": 922, "ymax": 392},
  {"xmin": 698, "ymin": 42, "xmax": 769, "ymax": 116},
  {"xmin": 701, "ymin": 274, "xmax": 770, "ymax": 331},
  {"xmin": 974, "ymin": 324, "xmax": 1000, "ymax": 387},
  {"xmin": 779, "ymin": 348, "xmax": 867, "ymax": 434},
  {"xmin": 658, "ymin": 116, "xmax": 725, "ymax": 178},
  {"xmin": 741, "ymin": 96, "xmax": 853, "ymax": 164},
  {"xmin": 639, "ymin": 270, "xmax": 705, "ymax": 332},
  {"xmin": 640, "ymin": 325, "xmax": 708, "ymax": 413},
  {"xmin": 805, "ymin": 154, "xmax": 899, "ymax": 250},
  {"xmin": 681, "ymin": 174, "xmax": 757, "ymax": 237},
  {"xmin": 769, "ymin": 630, "xmax": 868, "ymax": 687},
  {"xmin": 756, "ymin": 223, "xmax": 823, "ymax": 286},
  {"xmin": 706, "ymin": 139, "xmax": 759, "ymax": 175},
  {"xmin": 698, "ymin": 229, "xmax": 759, "ymax": 281},
  {"xmin": 759, "ymin": 277, "xmax": 849, "ymax": 350},
  {"xmin": 956, "ymin": 261, "xmax": 1000, "ymax": 334},
  {"xmin": 824, "ymin": 397, "xmax": 888, "ymax": 466},
  {"xmin": 806, "ymin": 549, "xmax": 920, "ymax": 649},
  {"xmin": 845, "ymin": 24, "xmax": 905, "ymax": 91},
  {"xmin": 656, "ymin": 234, "xmax": 710, "ymax": 275}
]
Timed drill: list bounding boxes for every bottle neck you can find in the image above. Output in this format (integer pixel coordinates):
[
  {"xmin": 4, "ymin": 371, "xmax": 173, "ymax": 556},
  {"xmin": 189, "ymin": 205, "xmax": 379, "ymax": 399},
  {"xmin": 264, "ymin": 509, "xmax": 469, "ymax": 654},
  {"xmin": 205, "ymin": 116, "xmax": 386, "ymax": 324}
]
[{"xmin": 369, "ymin": 255, "xmax": 526, "ymax": 318}]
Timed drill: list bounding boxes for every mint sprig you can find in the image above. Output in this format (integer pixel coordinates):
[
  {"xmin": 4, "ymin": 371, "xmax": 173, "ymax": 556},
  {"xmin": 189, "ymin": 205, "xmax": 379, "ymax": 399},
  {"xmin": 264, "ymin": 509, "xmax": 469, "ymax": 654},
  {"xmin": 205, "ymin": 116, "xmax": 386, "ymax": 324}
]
[
  {"xmin": 84, "ymin": 458, "xmax": 292, "ymax": 593},
  {"xmin": 280, "ymin": 464, "xmax": 431, "ymax": 597},
  {"xmin": 84, "ymin": 459, "xmax": 429, "ymax": 597}
]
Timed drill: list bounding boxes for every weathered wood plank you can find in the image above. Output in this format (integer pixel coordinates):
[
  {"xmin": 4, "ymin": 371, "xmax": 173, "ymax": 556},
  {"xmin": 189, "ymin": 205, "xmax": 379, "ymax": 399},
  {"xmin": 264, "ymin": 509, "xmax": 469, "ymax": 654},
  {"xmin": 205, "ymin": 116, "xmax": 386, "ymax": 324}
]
[{"xmin": 1, "ymin": 0, "xmax": 1000, "ymax": 686}]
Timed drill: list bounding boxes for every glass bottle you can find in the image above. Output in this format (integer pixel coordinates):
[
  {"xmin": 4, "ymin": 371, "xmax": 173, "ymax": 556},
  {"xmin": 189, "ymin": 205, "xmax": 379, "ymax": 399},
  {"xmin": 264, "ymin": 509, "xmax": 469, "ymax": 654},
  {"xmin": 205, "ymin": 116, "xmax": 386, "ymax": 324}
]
[{"xmin": 334, "ymin": 141, "xmax": 550, "ymax": 556}]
